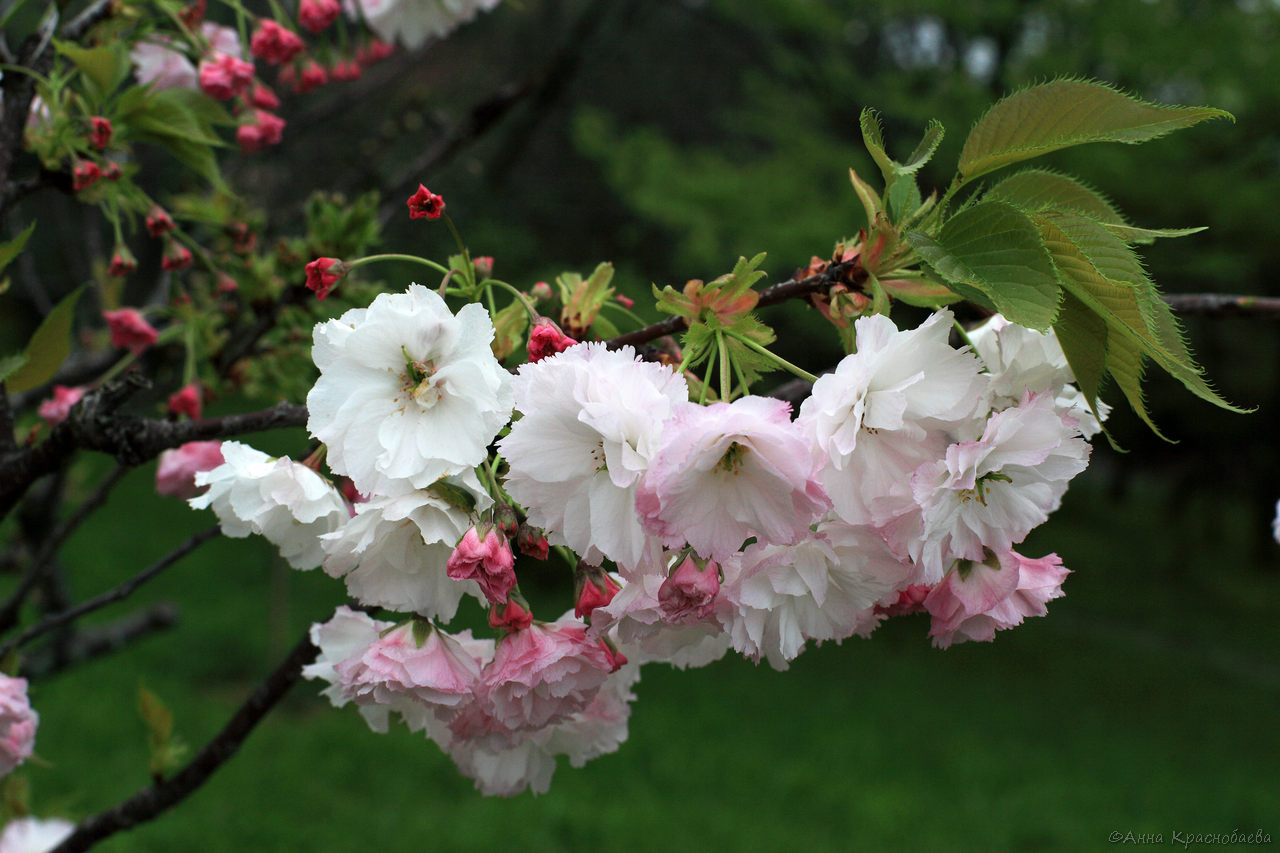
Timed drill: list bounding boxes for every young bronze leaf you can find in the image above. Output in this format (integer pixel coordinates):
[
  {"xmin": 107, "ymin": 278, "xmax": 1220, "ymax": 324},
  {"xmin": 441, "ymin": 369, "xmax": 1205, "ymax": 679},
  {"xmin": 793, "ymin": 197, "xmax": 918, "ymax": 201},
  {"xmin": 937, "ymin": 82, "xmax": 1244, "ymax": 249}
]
[{"xmin": 959, "ymin": 79, "xmax": 1232, "ymax": 182}]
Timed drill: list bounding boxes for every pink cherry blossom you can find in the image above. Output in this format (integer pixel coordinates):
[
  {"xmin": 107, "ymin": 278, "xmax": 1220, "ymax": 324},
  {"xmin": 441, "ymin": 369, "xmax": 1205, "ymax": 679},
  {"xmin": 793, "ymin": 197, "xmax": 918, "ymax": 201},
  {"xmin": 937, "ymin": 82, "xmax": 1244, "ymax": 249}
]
[
  {"xmin": 155, "ymin": 440, "xmax": 225, "ymax": 499},
  {"xmin": 446, "ymin": 526, "xmax": 516, "ymax": 604},
  {"xmin": 657, "ymin": 554, "xmax": 721, "ymax": 623},
  {"xmin": 168, "ymin": 383, "xmax": 202, "ymax": 419},
  {"xmin": 103, "ymin": 308, "xmax": 159, "ymax": 354},
  {"xmin": 0, "ymin": 674, "xmax": 37, "ymax": 776},
  {"xmin": 925, "ymin": 550, "xmax": 1069, "ymax": 648},
  {"xmin": 636, "ymin": 396, "xmax": 828, "ymax": 561},
  {"xmin": 479, "ymin": 611, "xmax": 614, "ymax": 734},
  {"xmin": 334, "ymin": 622, "xmax": 491, "ymax": 720},
  {"xmin": 197, "ymin": 52, "xmax": 254, "ymax": 101},
  {"xmin": 37, "ymin": 385, "xmax": 87, "ymax": 427}
]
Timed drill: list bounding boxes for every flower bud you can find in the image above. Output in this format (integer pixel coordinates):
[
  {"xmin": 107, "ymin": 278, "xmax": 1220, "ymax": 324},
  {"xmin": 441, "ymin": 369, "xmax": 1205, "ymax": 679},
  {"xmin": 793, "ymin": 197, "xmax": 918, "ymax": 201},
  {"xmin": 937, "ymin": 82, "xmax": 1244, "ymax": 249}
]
[
  {"xmin": 108, "ymin": 245, "xmax": 137, "ymax": 277},
  {"xmin": 89, "ymin": 116, "xmax": 112, "ymax": 150},
  {"xmin": 406, "ymin": 184, "xmax": 445, "ymax": 220},
  {"xmin": 574, "ymin": 564, "xmax": 620, "ymax": 620},
  {"xmin": 168, "ymin": 383, "xmax": 202, "ymax": 420},
  {"xmin": 298, "ymin": 0, "xmax": 340, "ymax": 33},
  {"xmin": 305, "ymin": 257, "xmax": 347, "ymax": 300},
  {"xmin": 493, "ymin": 503, "xmax": 519, "ymax": 538},
  {"xmin": 446, "ymin": 525, "xmax": 516, "ymax": 605},
  {"xmin": 72, "ymin": 160, "xmax": 101, "ymax": 191},
  {"xmin": 103, "ymin": 308, "xmax": 158, "ymax": 354},
  {"xmin": 527, "ymin": 319, "xmax": 574, "ymax": 363},
  {"xmin": 488, "ymin": 597, "xmax": 532, "ymax": 632},
  {"xmin": 516, "ymin": 523, "xmax": 548, "ymax": 560},
  {"xmin": 146, "ymin": 207, "xmax": 176, "ymax": 237},
  {"xmin": 657, "ymin": 554, "xmax": 720, "ymax": 624},
  {"xmin": 162, "ymin": 240, "xmax": 193, "ymax": 271}
]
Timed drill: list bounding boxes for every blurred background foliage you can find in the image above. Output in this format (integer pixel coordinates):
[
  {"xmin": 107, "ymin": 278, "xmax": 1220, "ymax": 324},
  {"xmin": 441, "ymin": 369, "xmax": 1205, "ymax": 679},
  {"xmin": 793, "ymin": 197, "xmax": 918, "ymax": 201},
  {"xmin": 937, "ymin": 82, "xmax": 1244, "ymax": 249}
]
[{"xmin": 4, "ymin": 0, "xmax": 1279, "ymax": 848}]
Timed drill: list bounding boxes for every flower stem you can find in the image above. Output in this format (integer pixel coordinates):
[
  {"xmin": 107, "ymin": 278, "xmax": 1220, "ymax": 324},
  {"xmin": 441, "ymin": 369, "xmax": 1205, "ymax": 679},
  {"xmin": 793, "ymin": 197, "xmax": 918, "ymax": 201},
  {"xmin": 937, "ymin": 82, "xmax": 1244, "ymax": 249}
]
[
  {"xmin": 347, "ymin": 253, "xmax": 451, "ymax": 277},
  {"xmin": 486, "ymin": 279, "xmax": 540, "ymax": 323},
  {"xmin": 723, "ymin": 329, "xmax": 818, "ymax": 384}
]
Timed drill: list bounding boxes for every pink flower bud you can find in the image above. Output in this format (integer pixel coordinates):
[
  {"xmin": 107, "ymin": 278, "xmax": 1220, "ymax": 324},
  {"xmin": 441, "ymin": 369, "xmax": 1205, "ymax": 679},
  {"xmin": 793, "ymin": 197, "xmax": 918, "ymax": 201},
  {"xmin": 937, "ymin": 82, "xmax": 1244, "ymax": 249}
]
[
  {"xmin": 38, "ymin": 385, "xmax": 87, "ymax": 427},
  {"xmin": 109, "ymin": 245, "xmax": 137, "ymax": 277},
  {"xmin": 574, "ymin": 568, "xmax": 620, "ymax": 619},
  {"xmin": 295, "ymin": 60, "xmax": 328, "ymax": 93},
  {"xmin": 447, "ymin": 526, "xmax": 517, "ymax": 605},
  {"xmin": 198, "ymin": 53, "xmax": 254, "ymax": 101},
  {"xmin": 228, "ymin": 222, "xmax": 256, "ymax": 253},
  {"xmin": 89, "ymin": 116, "xmax": 112, "ymax": 149},
  {"xmin": 297, "ymin": 0, "xmax": 340, "ymax": 33},
  {"xmin": 529, "ymin": 281, "xmax": 552, "ymax": 302},
  {"xmin": 876, "ymin": 583, "xmax": 931, "ymax": 618},
  {"xmin": 155, "ymin": 440, "xmax": 225, "ymax": 499},
  {"xmin": 615, "ymin": 294, "xmax": 634, "ymax": 309},
  {"xmin": 473, "ymin": 256, "xmax": 494, "ymax": 277},
  {"xmin": 161, "ymin": 240, "xmax": 193, "ymax": 271},
  {"xmin": 248, "ymin": 83, "xmax": 280, "ymax": 110},
  {"xmin": 237, "ymin": 110, "xmax": 286, "ymax": 154},
  {"xmin": 658, "ymin": 555, "xmax": 720, "ymax": 623},
  {"xmin": 102, "ymin": 161, "xmax": 122, "ymax": 181},
  {"xmin": 406, "ymin": 184, "xmax": 445, "ymax": 220},
  {"xmin": 330, "ymin": 59, "xmax": 362, "ymax": 81},
  {"xmin": 216, "ymin": 274, "xmax": 239, "ymax": 293},
  {"xmin": 72, "ymin": 160, "xmax": 101, "ymax": 191},
  {"xmin": 168, "ymin": 383, "xmax": 202, "ymax": 419},
  {"xmin": 355, "ymin": 39, "xmax": 395, "ymax": 66},
  {"xmin": 527, "ymin": 319, "xmax": 575, "ymax": 363},
  {"xmin": 493, "ymin": 504, "xmax": 519, "ymax": 538},
  {"xmin": 0, "ymin": 674, "xmax": 38, "ymax": 775},
  {"xmin": 103, "ymin": 308, "xmax": 159, "ymax": 354},
  {"xmin": 516, "ymin": 523, "xmax": 548, "ymax": 560},
  {"xmin": 250, "ymin": 20, "xmax": 305, "ymax": 65},
  {"xmin": 488, "ymin": 598, "xmax": 532, "ymax": 632},
  {"xmin": 146, "ymin": 207, "xmax": 176, "ymax": 237},
  {"xmin": 304, "ymin": 257, "xmax": 346, "ymax": 300}
]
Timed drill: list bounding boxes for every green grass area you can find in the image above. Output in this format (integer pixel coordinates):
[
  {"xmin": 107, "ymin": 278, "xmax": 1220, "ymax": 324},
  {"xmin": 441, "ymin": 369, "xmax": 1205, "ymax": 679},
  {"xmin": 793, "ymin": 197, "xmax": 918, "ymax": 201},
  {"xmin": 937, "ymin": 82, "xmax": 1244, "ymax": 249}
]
[{"xmin": 8, "ymin": 458, "xmax": 1279, "ymax": 852}]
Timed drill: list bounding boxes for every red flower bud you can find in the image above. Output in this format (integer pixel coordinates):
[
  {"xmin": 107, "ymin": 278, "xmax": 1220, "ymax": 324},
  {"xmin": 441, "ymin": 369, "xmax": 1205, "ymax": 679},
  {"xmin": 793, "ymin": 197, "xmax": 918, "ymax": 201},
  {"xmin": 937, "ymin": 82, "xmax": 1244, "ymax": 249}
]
[
  {"xmin": 406, "ymin": 184, "xmax": 445, "ymax": 220},
  {"xmin": 146, "ymin": 207, "xmax": 176, "ymax": 237},
  {"xmin": 488, "ymin": 598, "xmax": 533, "ymax": 632},
  {"xmin": 72, "ymin": 160, "xmax": 101, "ymax": 191},
  {"xmin": 305, "ymin": 257, "xmax": 347, "ymax": 299},
  {"xmin": 168, "ymin": 383, "xmax": 202, "ymax": 419},
  {"xmin": 89, "ymin": 116, "xmax": 112, "ymax": 150},
  {"xmin": 298, "ymin": 0, "xmax": 340, "ymax": 33},
  {"xmin": 250, "ymin": 20, "xmax": 305, "ymax": 65},
  {"xmin": 162, "ymin": 240, "xmax": 193, "ymax": 271},
  {"xmin": 108, "ymin": 246, "xmax": 137, "ymax": 277}
]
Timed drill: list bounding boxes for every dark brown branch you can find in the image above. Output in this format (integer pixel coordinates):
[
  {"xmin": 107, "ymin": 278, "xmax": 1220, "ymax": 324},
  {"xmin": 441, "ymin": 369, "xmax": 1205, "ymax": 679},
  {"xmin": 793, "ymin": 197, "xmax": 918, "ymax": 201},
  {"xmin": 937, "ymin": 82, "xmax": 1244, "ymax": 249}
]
[
  {"xmin": 605, "ymin": 258, "xmax": 865, "ymax": 350},
  {"xmin": 0, "ymin": 527, "xmax": 219, "ymax": 660},
  {"xmin": 0, "ymin": 376, "xmax": 306, "ymax": 521},
  {"xmin": 21, "ymin": 602, "xmax": 180, "ymax": 678},
  {"xmin": 1164, "ymin": 293, "xmax": 1280, "ymax": 319},
  {"xmin": 49, "ymin": 628, "xmax": 319, "ymax": 853}
]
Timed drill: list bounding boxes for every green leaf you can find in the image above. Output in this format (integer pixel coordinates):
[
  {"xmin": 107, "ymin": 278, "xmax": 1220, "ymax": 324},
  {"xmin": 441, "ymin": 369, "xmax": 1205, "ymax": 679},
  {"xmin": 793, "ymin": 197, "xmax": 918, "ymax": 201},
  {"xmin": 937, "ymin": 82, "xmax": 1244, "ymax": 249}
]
[
  {"xmin": 6, "ymin": 286, "xmax": 83, "ymax": 393},
  {"xmin": 124, "ymin": 88, "xmax": 229, "ymax": 147},
  {"xmin": 56, "ymin": 41, "xmax": 130, "ymax": 103},
  {"xmin": 426, "ymin": 479, "xmax": 478, "ymax": 514},
  {"xmin": 1052, "ymin": 289, "xmax": 1116, "ymax": 443},
  {"xmin": 958, "ymin": 78, "xmax": 1233, "ymax": 182},
  {"xmin": 0, "ymin": 221, "xmax": 36, "ymax": 278},
  {"xmin": 138, "ymin": 686, "xmax": 173, "ymax": 743},
  {"xmin": 859, "ymin": 108, "xmax": 895, "ymax": 187},
  {"xmin": 902, "ymin": 119, "xmax": 946, "ymax": 174},
  {"xmin": 131, "ymin": 132, "xmax": 229, "ymax": 193},
  {"xmin": 984, "ymin": 169, "xmax": 1126, "ymax": 224},
  {"xmin": 848, "ymin": 168, "xmax": 882, "ymax": 230},
  {"xmin": 1035, "ymin": 210, "xmax": 1248, "ymax": 431},
  {"xmin": 886, "ymin": 174, "xmax": 923, "ymax": 223},
  {"xmin": 0, "ymin": 354, "xmax": 28, "ymax": 384},
  {"xmin": 906, "ymin": 201, "xmax": 1061, "ymax": 330},
  {"xmin": 984, "ymin": 169, "xmax": 1204, "ymax": 245}
]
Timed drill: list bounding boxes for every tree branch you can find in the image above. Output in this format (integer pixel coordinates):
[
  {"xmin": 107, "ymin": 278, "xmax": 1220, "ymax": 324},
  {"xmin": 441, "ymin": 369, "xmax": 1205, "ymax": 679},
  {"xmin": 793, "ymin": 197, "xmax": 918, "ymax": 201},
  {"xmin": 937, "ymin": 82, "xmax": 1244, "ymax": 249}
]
[
  {"xmin": 21, "ymin": 602, "xmax": 180, "ymax": 678},
  {"xmin": 49, "ymin": 627, "xmax": 318, "ymax": 853},
  {"xmin": 0, "ymin": 526, "xmax": 219, "ymax": 660},
  {"xmin": 1164, "ymin": 293, "xmax": 1280, "ymax": 319}
]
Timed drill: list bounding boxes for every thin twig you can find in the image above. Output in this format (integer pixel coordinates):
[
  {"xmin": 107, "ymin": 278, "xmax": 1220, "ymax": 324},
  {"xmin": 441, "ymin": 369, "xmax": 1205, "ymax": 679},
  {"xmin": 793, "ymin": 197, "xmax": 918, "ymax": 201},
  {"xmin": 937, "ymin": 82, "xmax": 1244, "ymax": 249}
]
[
  {"xmin": 49, "ymin": 627, "xmax": 319, "ymax": 853},
  {"xmin": 0, "ymin": 526, "xmax": 219, "ymax": 660},
  {"xmin": 1164, "ymin": 292, "xmax": 1280, "ymax": 319}
]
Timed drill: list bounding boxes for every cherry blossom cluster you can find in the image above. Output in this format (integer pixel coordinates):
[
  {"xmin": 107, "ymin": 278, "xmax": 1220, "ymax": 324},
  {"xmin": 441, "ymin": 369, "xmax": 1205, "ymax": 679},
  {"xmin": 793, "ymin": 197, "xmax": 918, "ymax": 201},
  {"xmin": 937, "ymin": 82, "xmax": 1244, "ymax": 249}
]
[{"xmin": 183, "ymin": 275, "xmax": 1099, "ymax": 796}]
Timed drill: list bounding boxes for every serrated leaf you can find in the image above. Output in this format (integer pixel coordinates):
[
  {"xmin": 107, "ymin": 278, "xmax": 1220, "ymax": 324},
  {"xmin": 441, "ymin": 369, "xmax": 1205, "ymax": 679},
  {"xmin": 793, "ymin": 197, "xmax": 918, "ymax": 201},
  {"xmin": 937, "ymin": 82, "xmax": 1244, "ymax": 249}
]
[
  {"xmin": 859, "ymin": 108, "xmax": 895, "ymax": 186},
  {"xmin": 903, "ymin": 119, "xmax": 945, "ymax": 173},
  {"xmin": 1035, "ymin": 210, "xmax": 1247, "ymax": 431},
  {"xmin": 1105, "ymin": 224, "xmax": 1206, "ymax": 244},
  {"xmin": 985, "ymin": 169, "xmax": 1126, "ymax": 224},
  {"xmin": 6, "ymin": 286, "xmax": 83, "ymax": 393},
  {"xmin": 959, "ymin": 79, "xmax": 1233, "ymax": 182},
  {"xmin": 0, "ymin": 221, "xmax": 36, "ymax": 278},
  {"xmin": 906, "ymin": 201, "xmax": 1061, "ymax": 330},
  {"xmin": 1052, "ymin": 289, "xmax": 1114, "ymax": 439}
]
